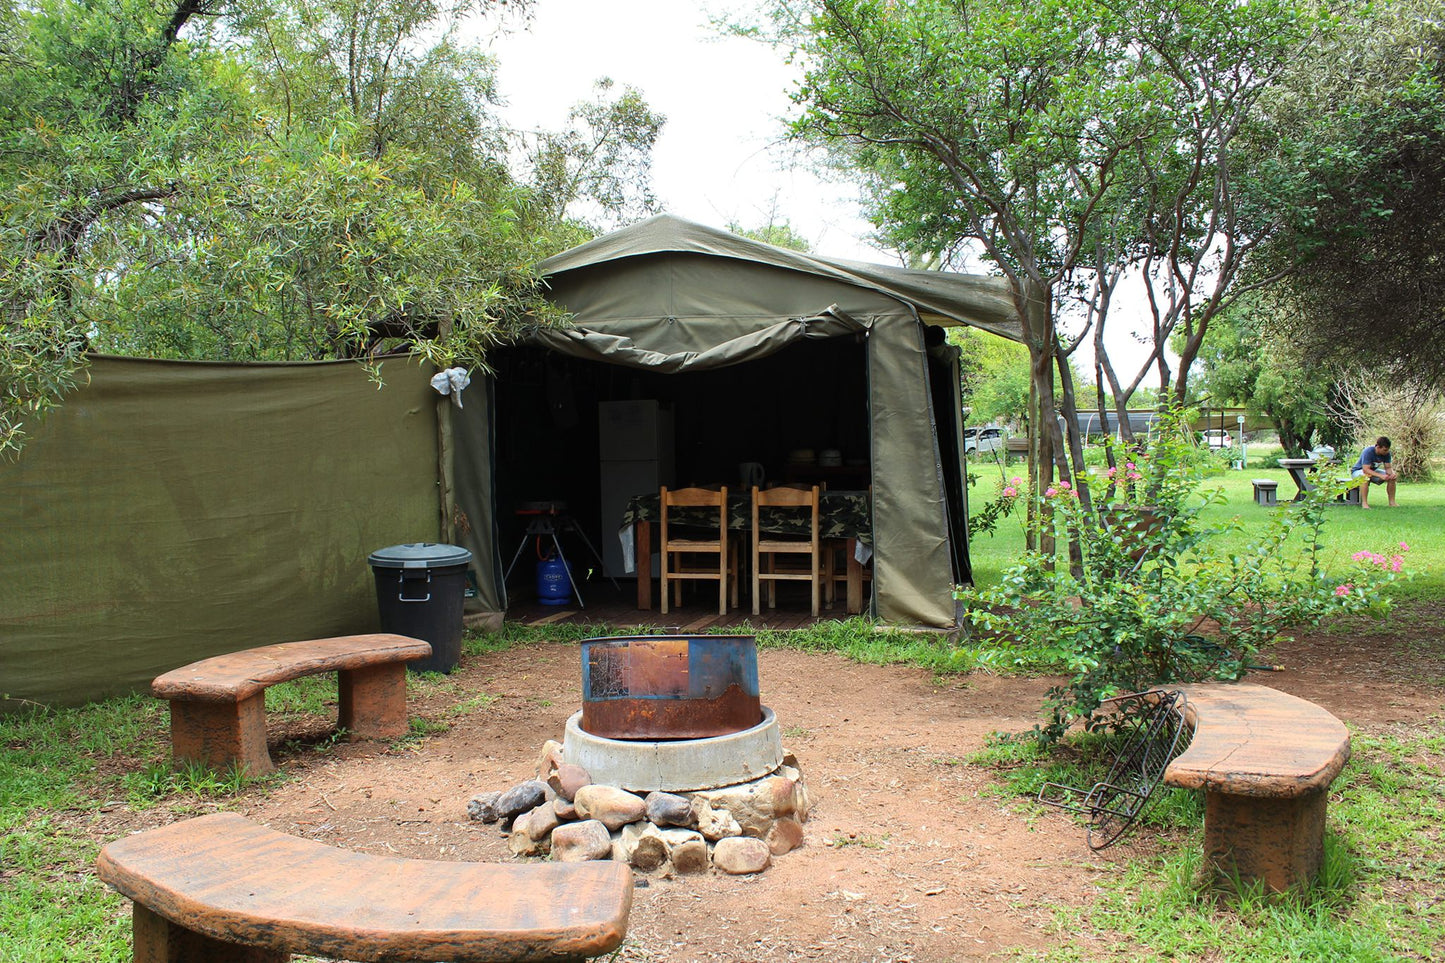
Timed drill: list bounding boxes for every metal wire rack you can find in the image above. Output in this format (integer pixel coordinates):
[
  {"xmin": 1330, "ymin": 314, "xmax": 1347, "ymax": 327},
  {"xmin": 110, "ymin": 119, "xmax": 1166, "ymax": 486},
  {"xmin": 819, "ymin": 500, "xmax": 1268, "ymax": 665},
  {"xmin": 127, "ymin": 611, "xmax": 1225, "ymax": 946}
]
[{"xmin": 1038, "ymin": 689, "xmax": 1191, "ymax": 850}]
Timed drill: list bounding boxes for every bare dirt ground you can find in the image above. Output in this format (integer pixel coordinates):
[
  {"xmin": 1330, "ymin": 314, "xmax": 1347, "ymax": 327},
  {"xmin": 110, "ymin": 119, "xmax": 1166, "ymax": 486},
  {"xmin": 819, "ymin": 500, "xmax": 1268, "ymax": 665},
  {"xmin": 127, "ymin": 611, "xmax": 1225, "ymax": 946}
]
[{"xmin": 107, "ymin": 605, "xmax": 1445, "ymax": 962}]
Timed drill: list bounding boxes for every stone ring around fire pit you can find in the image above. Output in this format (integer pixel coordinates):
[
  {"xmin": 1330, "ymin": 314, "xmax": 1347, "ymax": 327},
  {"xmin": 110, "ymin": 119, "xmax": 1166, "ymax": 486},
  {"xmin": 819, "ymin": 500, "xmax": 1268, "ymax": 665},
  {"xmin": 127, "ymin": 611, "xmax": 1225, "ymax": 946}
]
[{"xmin": 467, "ymin": 635, "xmax": 812, "ymax": 876}]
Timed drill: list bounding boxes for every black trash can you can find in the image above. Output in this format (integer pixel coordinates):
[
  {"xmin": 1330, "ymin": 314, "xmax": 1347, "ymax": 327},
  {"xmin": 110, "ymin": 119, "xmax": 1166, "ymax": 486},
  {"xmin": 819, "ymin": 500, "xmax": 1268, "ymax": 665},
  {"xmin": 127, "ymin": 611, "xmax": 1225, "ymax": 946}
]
[{"xmin": 367, "ymin": 543, "xmax": 473, "ymax": 673}]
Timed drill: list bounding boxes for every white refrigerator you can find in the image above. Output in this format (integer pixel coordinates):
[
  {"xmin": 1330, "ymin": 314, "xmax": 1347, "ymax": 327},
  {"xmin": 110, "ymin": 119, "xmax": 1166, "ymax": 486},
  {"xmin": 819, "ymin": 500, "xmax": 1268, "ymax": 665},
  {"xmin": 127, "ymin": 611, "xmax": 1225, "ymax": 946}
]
[{"xmin": 598, "ymin": 400, "xmax": 675, "ymax": 578}]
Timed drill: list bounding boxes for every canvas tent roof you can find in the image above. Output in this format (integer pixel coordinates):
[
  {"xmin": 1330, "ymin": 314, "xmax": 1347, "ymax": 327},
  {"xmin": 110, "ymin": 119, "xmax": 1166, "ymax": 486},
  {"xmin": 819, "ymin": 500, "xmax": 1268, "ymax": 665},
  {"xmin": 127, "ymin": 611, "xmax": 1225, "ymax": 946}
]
[
  {"xmin": 455, "ymin": 214, "xmax": 1031, "ymax": 627},
  {"xmin": 537, "ymin": 214, "xmax": 1025, "ymax": 343}
]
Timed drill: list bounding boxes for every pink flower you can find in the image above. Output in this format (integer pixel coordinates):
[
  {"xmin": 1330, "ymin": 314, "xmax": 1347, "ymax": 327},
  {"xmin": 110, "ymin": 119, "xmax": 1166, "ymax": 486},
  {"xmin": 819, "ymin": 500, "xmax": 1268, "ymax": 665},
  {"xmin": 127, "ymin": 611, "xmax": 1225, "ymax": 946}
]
[
  {"xmin": 1011, "ymin": 476, "xmax": 1023, "ymax": 486},
  {"xmin": 1391, "ymin": 555, "xmax": 1404, "ymax": 573},
  {"xmin": 1059, "ymin": 480, "xmax": 1072, "ymax": 490},
  {"xmin": 1044, "ymin": 486, "xmax": 1058, "ymax": 497},
  {"xmin": 1334, "ymin": 584, "xmax": 1352, "ymax": 597},
  {"xmin": 1400, "ymin": 541, "xmax": 1410, "ymax": 552},
  {"xmin": 1105, "ymin": 466, "xmax": 1117, "ymax": 478},
  {"xmin": 1127, "ymin": 472, "xmax": 1143, "ymax": 482},
  {"xmin": 1125, "ymin": 462, "xmax": 1137, "ymax": 470},
  {"xmin": 1003, "ymin": 486, "xmax": 1018, "ymax": 498},
  {"xmin": 1351, "ymin": 550, "xmax": 1371, "ymax": 562}
]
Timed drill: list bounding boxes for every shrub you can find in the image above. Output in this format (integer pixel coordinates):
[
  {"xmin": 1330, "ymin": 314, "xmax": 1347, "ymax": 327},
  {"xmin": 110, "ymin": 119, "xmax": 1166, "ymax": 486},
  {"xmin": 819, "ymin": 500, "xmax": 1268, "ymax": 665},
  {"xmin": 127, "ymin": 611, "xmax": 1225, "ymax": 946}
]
[{"xmin": 958, "ymin": 413, "xmax": 1407, "ymax": 744}]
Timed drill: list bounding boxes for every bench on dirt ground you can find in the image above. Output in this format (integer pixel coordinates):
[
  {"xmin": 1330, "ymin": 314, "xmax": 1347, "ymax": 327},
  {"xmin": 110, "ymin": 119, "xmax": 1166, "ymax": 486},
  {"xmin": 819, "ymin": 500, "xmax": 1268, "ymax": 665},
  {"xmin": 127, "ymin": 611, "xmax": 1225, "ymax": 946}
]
[
  {"xmin": 96, "ymin": 812, "xmax": 633, "ymax": 963},
  {"xmin": 152, "ymin": 634, "xmax": 432, "ymax": 776},
  {"xmin": 1165, "ymin": 682, "xmax": 1350, "ymax": 892}
]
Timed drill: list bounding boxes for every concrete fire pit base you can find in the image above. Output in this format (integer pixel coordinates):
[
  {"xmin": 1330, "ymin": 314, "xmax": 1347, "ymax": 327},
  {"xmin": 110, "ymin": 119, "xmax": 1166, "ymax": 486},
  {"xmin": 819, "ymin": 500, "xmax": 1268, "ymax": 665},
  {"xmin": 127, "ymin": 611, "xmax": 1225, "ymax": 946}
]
[{"xmin": 564, "ymin": 707, "xmax": 784, "ymax": 793}]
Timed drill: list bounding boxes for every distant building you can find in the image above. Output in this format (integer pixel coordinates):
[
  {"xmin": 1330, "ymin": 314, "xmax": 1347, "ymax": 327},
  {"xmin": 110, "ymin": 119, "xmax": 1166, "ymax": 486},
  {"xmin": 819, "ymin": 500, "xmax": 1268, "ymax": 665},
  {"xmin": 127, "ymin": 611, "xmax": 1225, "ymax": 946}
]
[{"xmin": 1071, "ymin": 410, "xmax": 1160, "ymax": 439}]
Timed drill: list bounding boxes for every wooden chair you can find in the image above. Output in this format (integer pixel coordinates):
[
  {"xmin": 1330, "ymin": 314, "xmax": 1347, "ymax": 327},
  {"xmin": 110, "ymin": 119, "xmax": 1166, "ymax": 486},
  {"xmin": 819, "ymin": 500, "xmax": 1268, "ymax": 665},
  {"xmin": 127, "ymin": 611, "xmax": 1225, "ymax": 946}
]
[
  {"xmin": 823, "ymin": 484, "xmax": 872, "ymax": 614},
  {"xmin": 823, "ymin": 539, "xmax": 872, "ymax": 614},
  {"xmin": 660, "ymin": 486, "xmax": 738, "ymax": 615},
  {"xmin": 752, "ymin": 484, "xmax": 824, "ymax": 617}
]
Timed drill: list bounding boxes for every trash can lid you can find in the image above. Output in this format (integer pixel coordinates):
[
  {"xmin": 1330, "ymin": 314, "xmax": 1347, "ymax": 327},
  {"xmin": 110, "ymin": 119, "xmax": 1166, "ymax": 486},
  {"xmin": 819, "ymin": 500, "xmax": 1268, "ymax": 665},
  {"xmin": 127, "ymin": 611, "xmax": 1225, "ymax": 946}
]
[{"xmin": 368, "ymin": 542, "xmax": 473, "ymax": 570}]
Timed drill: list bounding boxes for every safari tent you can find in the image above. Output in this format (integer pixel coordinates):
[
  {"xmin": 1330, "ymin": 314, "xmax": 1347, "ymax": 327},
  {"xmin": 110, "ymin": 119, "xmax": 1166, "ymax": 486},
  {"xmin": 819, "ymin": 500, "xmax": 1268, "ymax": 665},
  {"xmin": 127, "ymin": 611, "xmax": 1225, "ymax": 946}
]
[
  {"xmin": 453, "ymin": 215, "xmax": 1031, "ymax": 627},
  {"xmin": 0, "ymin": 217, "xmax": 1031, "ymax": 709}
]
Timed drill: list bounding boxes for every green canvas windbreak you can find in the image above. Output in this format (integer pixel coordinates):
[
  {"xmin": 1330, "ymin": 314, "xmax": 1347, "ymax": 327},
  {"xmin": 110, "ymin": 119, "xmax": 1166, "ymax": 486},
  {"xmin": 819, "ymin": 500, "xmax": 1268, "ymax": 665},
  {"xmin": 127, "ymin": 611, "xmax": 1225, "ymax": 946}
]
[{"xmin": 0, "ymin": 356, "xmax": 441, "ymax": 710}]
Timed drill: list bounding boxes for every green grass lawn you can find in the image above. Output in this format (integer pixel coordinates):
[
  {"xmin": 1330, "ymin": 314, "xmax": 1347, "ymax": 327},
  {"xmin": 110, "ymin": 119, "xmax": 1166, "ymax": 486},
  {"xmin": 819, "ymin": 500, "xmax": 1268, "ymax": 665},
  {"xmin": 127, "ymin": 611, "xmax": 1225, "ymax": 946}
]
[{"xmin": 967, "ymin": 453, "xmax": 1445, "ymax": 598}]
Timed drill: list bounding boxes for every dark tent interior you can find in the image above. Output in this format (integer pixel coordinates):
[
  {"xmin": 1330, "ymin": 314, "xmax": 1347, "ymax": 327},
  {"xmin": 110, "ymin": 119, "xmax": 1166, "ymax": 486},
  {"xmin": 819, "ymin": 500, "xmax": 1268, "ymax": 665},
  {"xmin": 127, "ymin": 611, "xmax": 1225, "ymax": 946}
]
[
  {"xmin": 489, "ymin": 334, "xmax": 874, "ymax": 603},
  {"xmin": 488, "ymin": 324, "xmax": 973, "ymax": 609}
]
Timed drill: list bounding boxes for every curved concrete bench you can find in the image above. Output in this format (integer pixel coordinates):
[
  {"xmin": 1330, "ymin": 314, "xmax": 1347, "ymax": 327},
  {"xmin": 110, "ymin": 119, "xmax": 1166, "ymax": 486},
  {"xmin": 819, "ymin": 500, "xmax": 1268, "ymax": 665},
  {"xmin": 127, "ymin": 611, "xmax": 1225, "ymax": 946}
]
[
  {"xmin": 96, "ymin": 813, "xmax": 633, "ymax": 962},
  {"xmin": 1165, "ymin": 682, "xmax": 1351, "ymax": 891},
  {"xmin": 152, "ymin": 634, "xmax": 432, "ymax": 776}
]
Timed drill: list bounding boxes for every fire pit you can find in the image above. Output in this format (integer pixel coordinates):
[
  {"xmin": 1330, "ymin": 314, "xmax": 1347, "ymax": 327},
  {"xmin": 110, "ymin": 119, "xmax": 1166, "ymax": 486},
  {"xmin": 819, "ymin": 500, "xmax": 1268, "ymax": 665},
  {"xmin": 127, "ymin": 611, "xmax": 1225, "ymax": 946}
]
[
  {"xmin": 468, "ymin": 634, "xmax": 809, "ymax": 875},
  {"xmin": 568, "ymin": 635, "xmax": 782, "ymax": 792}
]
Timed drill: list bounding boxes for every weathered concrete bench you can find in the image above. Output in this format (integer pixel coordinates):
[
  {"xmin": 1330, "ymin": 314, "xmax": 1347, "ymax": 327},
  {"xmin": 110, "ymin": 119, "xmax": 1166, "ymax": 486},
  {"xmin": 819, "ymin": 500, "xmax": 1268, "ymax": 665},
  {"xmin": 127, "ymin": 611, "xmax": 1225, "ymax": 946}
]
[
  {"xmin": 1165, "ymin": 682, "xmax": 1351, "ymax": 891},
  {"xmin": 1250, "ymin": 478, "xmax": 1278, "ymax": 506},
  {"xmin": 96, "ymin": 813, "xmax": 633, "ymax": 962},
  {"xmin": 152, "ymin": 634, "xmax": 432, "ymax": 776}
]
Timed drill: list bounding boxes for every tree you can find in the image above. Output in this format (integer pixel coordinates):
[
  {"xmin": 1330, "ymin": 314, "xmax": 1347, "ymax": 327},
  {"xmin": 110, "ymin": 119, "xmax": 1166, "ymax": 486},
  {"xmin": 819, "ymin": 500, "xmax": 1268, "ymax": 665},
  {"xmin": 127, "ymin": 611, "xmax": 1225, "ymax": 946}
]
[
  {"xmin": 1, "ymin": 0, "xmax": 663, "ymax": 455},
  {"xmin": 2, "ymin": 0, "xmax": 244, "ymax": 454},
  {"xmin": 1193, "ymin": 294, "xmax": 1351, "ymax": 456},
  {"xmin": 1252, "ymin": 0, "xmax": 1445, "ymax": 390},
  {"xmin": 752, "ymin": 0, "xmax": 1326, "ymax": 524},
  {"xmin": 727, "ymin": 217, "xmax": 811, "ymax": 253},
  {"xmin": 525, "ymin": 78, "xmax": 666, "ymax": 233},
  {"xmin": 957, "ymin": 330, "xmax": 1029, "ymax": 430}
]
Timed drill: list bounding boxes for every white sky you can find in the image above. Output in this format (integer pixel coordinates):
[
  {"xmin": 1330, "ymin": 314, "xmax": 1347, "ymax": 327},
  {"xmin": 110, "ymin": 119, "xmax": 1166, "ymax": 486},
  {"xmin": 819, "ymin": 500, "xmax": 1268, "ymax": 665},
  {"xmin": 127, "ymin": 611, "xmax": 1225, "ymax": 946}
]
[
  {"xmin": 471, "ymin": 0, "xmax": 1165, "ymax": 381},
  {"xmin": 474, "ymin": 0, "xmax": 886, "ymax": 261}
]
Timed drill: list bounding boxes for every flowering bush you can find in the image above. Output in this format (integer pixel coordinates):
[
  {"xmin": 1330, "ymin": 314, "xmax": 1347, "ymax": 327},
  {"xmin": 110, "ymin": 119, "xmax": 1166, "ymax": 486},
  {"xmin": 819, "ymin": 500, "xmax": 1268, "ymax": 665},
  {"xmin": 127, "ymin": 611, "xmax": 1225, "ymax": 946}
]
[
  {"xmin": 966, "ymin": 472, "xmax": 1023, "ymax": 539},
  {"xmin": 958, "ymin": 414, "xmax": 1407, "ymax": 745}
]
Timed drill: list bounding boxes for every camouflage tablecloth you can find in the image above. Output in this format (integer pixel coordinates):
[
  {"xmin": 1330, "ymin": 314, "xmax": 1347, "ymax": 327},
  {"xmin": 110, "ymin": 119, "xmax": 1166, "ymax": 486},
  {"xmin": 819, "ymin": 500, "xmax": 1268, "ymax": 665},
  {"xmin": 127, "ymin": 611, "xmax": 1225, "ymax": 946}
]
[{"xmin": 619, "ymin": 490, "xmax": 872, "ymax": 573}]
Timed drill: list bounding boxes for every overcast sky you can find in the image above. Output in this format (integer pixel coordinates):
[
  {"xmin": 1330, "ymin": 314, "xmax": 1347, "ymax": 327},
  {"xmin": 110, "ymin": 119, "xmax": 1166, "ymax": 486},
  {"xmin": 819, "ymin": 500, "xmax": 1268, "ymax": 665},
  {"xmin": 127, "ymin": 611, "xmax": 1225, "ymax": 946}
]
[{"xmin": 474, "ymin": 0, "xmax": 887, "ymax": 261}]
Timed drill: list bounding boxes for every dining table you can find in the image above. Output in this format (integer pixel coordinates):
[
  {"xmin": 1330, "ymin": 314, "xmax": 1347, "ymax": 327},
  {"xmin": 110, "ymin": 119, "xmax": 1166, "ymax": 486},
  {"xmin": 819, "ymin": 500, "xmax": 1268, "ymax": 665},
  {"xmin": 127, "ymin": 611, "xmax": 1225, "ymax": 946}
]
[{"xmin": 618, "ymin": 489, "xmax": 873, "ymax": 615}]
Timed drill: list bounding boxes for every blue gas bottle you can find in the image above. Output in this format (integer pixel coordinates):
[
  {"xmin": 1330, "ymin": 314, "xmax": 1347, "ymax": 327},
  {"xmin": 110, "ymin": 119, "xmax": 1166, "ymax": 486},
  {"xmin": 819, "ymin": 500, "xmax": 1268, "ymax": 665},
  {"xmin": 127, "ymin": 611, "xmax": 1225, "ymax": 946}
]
[{"xmin": 536, "ymin": 554, "xmax": 572, "ymax": 605}]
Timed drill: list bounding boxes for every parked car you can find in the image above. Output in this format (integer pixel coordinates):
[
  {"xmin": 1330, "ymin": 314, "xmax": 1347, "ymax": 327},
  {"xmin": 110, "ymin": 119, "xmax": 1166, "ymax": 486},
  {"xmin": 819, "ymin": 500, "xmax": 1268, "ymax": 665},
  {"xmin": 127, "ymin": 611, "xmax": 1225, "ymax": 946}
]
[
  {"xmin": 1202, "ymin": 429, "xmax": 1232, "ymax": 450},
  {"xmin": 964, "ymin": 425, "xmax": 1006, "ymax": 455}
]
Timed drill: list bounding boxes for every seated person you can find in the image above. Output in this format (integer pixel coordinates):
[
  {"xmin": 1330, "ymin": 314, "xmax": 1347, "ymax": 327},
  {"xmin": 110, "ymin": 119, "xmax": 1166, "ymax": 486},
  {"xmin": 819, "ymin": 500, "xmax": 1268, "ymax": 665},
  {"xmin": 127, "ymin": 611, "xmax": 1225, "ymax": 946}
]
[{"xmin": 1351, "ymin": 436, "xmax": 1398, "ymax": 508}]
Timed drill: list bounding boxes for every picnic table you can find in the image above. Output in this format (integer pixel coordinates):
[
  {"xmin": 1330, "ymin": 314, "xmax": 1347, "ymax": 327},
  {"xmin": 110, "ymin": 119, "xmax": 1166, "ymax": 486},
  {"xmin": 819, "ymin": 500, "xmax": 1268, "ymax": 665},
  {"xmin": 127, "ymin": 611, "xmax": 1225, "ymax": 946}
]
[{"xmin": 1277, "ymin": 457, "xmax": 1319, "ymax": 501}]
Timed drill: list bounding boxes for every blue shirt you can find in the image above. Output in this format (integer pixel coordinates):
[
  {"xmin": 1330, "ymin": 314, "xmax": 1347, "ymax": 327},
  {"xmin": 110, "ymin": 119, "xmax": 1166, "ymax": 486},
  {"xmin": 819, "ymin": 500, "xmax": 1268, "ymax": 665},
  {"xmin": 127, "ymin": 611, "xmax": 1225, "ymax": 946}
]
[{"xmin": 1353, "ymin": 445, "xmax": 1392, "ymax": 472}]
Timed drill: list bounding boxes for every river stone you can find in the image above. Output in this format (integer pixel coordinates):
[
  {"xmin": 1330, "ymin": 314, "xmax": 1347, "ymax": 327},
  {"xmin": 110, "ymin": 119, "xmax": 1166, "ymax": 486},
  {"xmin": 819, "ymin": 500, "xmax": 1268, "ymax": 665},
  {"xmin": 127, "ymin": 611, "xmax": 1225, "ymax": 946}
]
[
  {"xmin": 691, "ymin": 798, "xmax": 741, "ymax": 841},
  {"xmin": 574, "ymin": 785, "xmax": 647, "ymax": 831},
  {"xmin": 694, "ymin": 775, "xmax": 796, "ymax": 837},
  {"xmin": 466, "ymin": 790, "xmax": 501, "ymax": 823},
  {"xmin": 554, "ymin": 796, "xmax": 578, "ymax": 820},
  {"xmin": 508, "ymin": 812, "xmax": 549, "ymax": 857},
  {"xmin": 645, "ymin": 791, "xmax": 695, "ymax": 828},
  {"xmin": 551, "ymin": 819, "xmax": 613, "ymax": 862},
  {"xmin": 766, "ymin": 816, "xmax": 805, "ymax": 855},
  {"xmin": 615, "ymin": 822, "xmax": 668, "ymax": 871},
  {"xmin": 495, "ymin": 780, "xmax": 549, "ymax": 821},
  {"xmin": 548, "ymin": 763, "xmax": 591, "ymax": 802},
  {"xmin": 524, "ymin": 801, "xmax": 560, "ymax": 841},
  {"xmin": 713, "ymin": 836, "xmax": 771, "ymax": 875},
  {"xmin": 666, "ymin": 834, "xmax": 710, "ymax": 875},
  {"xmin": 791, "ymin": 776, "xmax": 813, "ymax": 822},
  {"xmin": 536, "ymin": 739, "xmax": 565, "ymax": 779}
]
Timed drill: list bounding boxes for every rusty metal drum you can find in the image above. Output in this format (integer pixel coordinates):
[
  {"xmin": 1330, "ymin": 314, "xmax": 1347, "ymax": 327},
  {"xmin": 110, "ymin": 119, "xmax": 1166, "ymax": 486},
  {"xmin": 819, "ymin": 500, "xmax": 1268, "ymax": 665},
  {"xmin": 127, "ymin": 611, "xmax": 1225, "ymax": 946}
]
[{"xmin": 579, "ymin": 635, "xmax": 761, "ymax": 740}]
